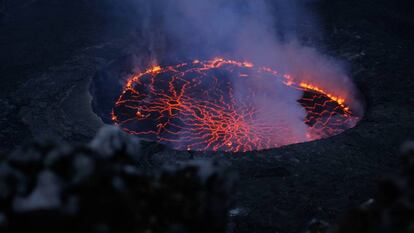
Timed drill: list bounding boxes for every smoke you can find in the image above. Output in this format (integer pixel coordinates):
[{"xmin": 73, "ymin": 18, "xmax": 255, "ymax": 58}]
[{"xmin": 109, "ymin": 0, "xmax": 362, "ymax": 149}]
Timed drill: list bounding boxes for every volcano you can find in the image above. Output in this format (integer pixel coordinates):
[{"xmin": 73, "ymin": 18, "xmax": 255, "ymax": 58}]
[{"xmin": 112, "ymin": 58, "xmax": 359, "ymax": 152}]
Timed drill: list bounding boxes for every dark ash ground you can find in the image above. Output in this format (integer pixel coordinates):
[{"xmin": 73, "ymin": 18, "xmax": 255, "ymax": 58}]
[{"xmin": 1, "ymin": 0, "xmax": 414, "ymax": 232}]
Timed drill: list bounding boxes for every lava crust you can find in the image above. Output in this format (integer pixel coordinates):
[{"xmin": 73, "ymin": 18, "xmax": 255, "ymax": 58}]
[{"xmin": 112, "ymin": 58, "xmax": 358, "ymax": 152}]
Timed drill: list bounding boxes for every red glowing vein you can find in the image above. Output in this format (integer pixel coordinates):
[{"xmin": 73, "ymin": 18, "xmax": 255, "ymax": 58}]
[{"xmin": 112, "ymin": 58, "xmax": 358, "ymax": 152}]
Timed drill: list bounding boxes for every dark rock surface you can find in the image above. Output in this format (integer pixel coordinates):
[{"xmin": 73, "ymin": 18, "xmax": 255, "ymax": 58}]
[
  {"xmin": 0, "ymin": 0, "xmax": 413, "ymax": 232},
  {"xmin": 334, "ymin": 142, "xmax": 414, "ymax": 233},
  {"xmin": 0, "ymin": 126, "xmax": 237, "ymax": 233},
  {"xmin": 305, "ymin": 142, "xmax": 414, "ymax": 233}
]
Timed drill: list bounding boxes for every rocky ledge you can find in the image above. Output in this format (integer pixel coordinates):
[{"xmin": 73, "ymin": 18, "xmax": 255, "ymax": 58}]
[{"xmin": 0, "ymin": 126, "xmax": 237, "ymax": 233}]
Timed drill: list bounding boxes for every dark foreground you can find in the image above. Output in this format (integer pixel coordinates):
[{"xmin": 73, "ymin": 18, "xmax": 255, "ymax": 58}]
[
  {"xmin": 1, "ymin": 0, "xmax": 414, "ymax": 232},
  {"xmin": 2, "ymin": 127, "xmax": 414, "ymax": 233}
]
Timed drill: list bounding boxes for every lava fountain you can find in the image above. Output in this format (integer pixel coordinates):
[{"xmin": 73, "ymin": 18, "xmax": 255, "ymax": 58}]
[{"xmin": 112, "ymin": 58, "xmax": 360, "ymax": 152}]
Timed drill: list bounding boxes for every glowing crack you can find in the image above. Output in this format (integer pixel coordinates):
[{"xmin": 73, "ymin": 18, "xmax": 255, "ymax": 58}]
[{"xmin": 112, "ymin": 58, "xmax": 359, "ymax": 152}]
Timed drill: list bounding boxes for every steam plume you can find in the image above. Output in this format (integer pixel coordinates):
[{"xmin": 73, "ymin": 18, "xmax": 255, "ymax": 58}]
[{"xmin": 108, "ymin": 0, "xmax": 363, "ymax": 149}]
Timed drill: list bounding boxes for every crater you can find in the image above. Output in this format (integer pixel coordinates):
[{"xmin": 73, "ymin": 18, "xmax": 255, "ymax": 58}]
[{"xmin": 91, "ymin": 57, "xmax": 362, "ymax": 152}]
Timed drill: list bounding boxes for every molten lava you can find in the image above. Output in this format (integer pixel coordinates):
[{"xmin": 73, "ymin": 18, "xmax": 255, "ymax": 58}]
[{"xmin": 112, "ymin": 58, "xmax": 358, "ymax": 152}]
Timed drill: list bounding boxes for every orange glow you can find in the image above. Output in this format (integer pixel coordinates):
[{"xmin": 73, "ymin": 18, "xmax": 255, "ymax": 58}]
[
  {"xmin": 243, "ymin": 62, "xmax": 254, "ymax": 68},
  {"xmin": 299, "ymin": 82, "xmax": 348, "ymax": 112},
  {"xmin": 112, "ymin": 58, "xmax": 358, "ymax": 152},
  {"xmin": 149, "ymin": 65, "xmax": 161, "ymax": 73}
]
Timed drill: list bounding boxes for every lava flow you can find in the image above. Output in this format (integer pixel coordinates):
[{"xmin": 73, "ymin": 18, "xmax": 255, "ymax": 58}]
[{"xmin": 112, "ymin": 58, "xmax": 359, "ymax": 152}]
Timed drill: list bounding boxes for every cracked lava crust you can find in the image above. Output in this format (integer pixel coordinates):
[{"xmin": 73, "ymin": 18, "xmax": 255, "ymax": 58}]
[{"xmin": 111, "ymin": 58, "xmax": 359, "ymax": 152}]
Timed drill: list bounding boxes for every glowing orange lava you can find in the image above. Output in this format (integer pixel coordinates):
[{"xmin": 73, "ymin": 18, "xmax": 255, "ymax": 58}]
[{"xmin": 112, "ymin": 58, "xmax": 358, "ymax": 152}]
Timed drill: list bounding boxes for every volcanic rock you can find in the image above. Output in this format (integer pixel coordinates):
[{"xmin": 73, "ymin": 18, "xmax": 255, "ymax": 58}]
[
  {"xmin": 332, "ymin": 142, "xmax": 414, "ymax": 233},
  {"xmin": 304, "ymin": 142, "xmax": 414, "ymax": 233},
  {"xmin": 0, "ymin": 126, "xmax": 237, "ymax": 233},
  {"xmin": 0, "ymin": 1, "xmax": 413, "ymax": 232}
]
